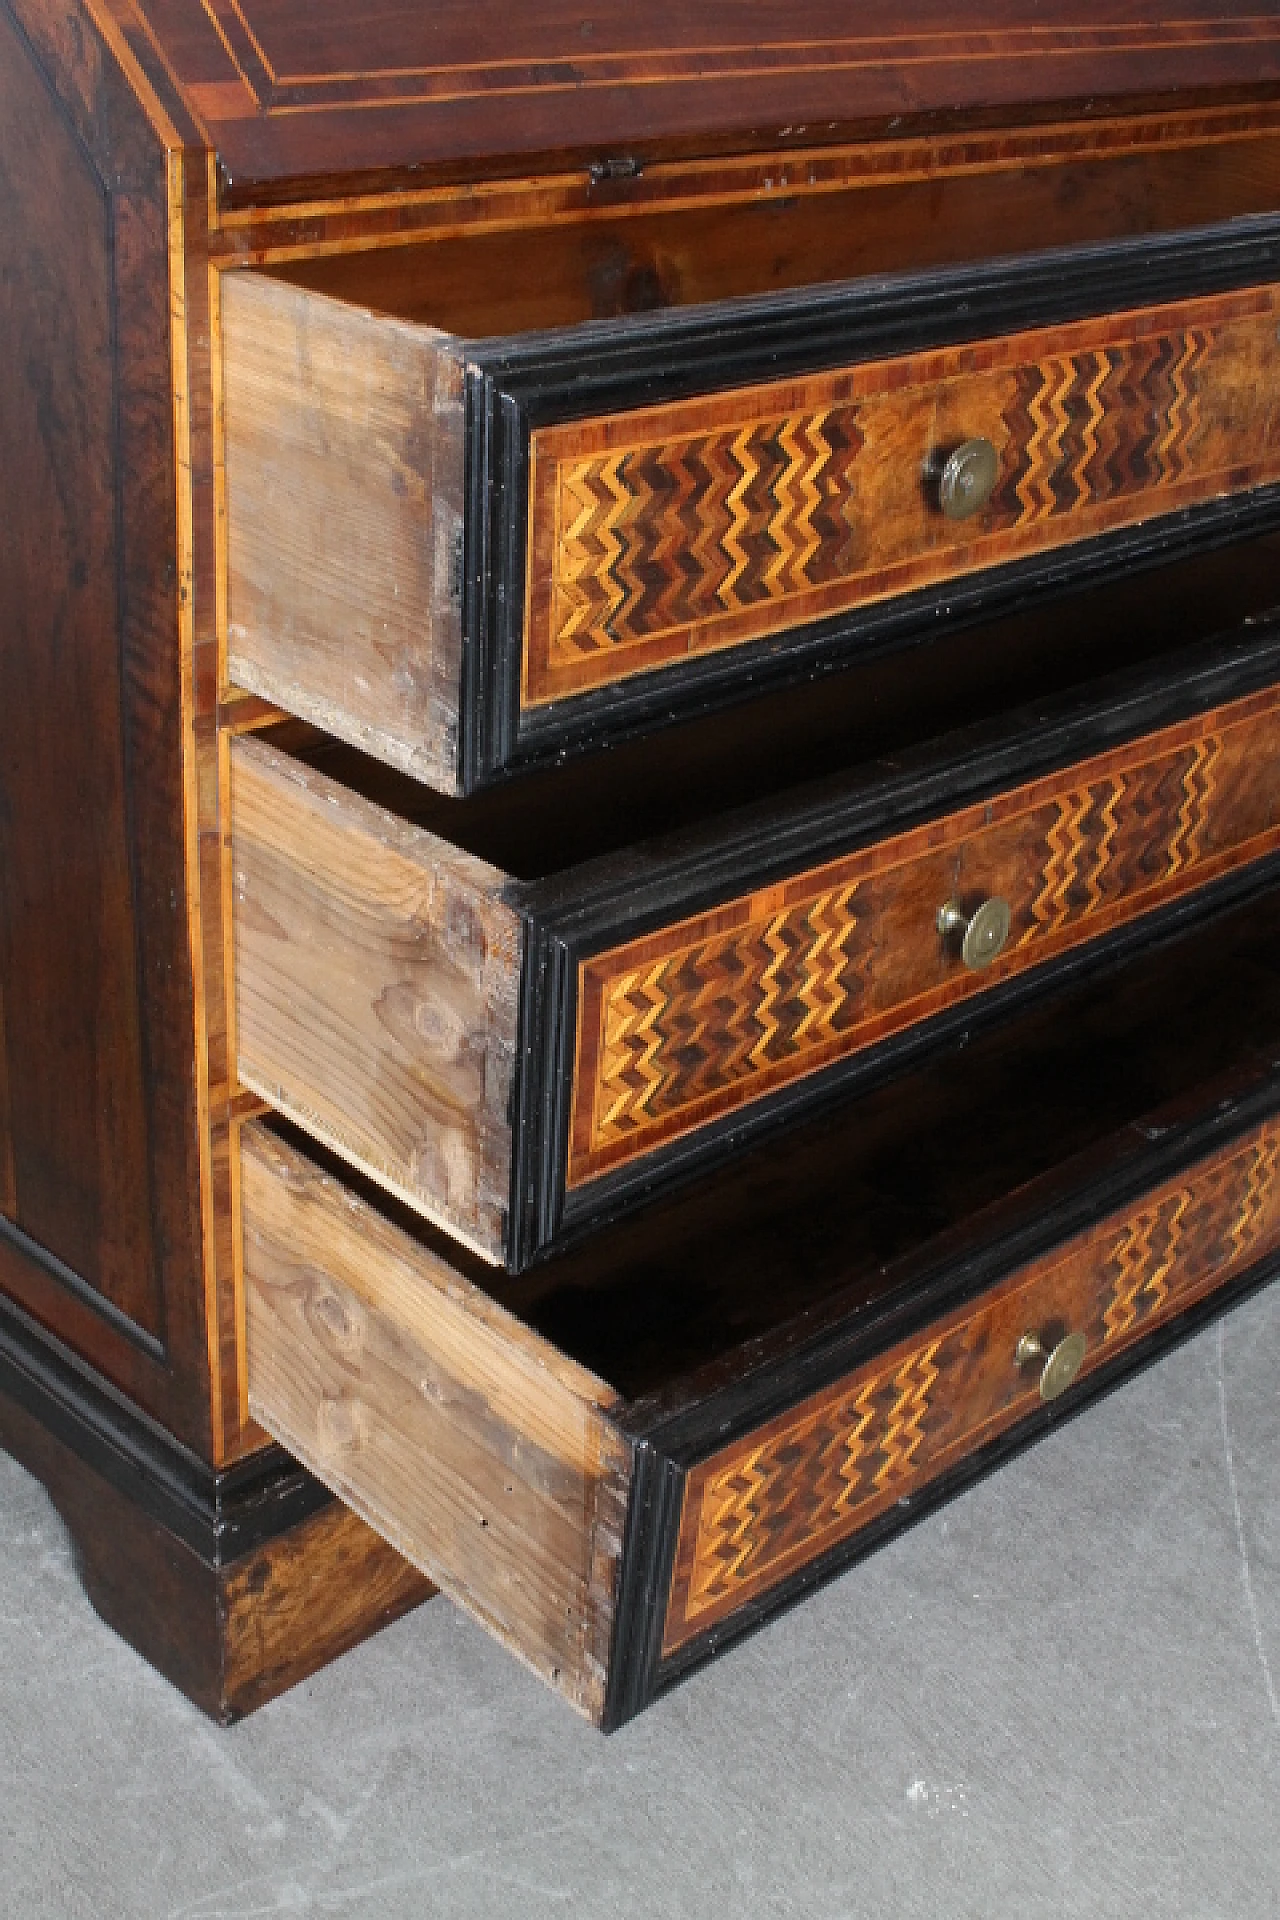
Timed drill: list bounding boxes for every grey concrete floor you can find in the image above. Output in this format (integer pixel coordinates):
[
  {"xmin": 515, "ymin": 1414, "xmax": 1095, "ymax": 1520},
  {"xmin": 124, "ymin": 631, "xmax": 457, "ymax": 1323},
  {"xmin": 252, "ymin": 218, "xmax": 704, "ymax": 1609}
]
[{"xmin": 2, "ymin": 1286, "xmax": 1278, "ymax": 1920}]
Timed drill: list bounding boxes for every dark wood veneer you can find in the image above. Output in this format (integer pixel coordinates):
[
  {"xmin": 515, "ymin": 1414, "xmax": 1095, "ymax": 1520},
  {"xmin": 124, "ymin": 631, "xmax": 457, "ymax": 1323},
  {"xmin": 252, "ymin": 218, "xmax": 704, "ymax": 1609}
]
[
  {"xmin": 102, "ymin": 1, "xmax": 1280, "ymax": 202},
  {"xmin": 0, "ymin": 1283, "xmax": 434, "ymax": 1720},
  {"xmin": 0, "ymin": 0, "xmax": 209, "ymax": 1444},
  {"xmin": 3, "ymin": 0, "xmax": 1279, "ymax": 1724}
]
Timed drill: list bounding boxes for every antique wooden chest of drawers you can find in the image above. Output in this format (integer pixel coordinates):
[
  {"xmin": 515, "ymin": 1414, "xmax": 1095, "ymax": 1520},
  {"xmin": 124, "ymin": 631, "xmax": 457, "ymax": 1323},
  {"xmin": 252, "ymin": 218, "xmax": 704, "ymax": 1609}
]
[{"xmin": 3, "ymin": 0, "xmax": 1280, "ymax": 1725}]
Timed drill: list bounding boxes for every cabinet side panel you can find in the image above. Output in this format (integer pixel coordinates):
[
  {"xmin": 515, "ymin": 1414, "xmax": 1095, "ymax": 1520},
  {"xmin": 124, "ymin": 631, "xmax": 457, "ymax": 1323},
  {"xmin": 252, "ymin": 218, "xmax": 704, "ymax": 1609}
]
[
  {"xmin": 0, "ymin": 0, "xmax": 210, "ymax": 1443},
  {"xmin": 0, "ymin": 3, "xmax": 160, "ymax": 1324}
]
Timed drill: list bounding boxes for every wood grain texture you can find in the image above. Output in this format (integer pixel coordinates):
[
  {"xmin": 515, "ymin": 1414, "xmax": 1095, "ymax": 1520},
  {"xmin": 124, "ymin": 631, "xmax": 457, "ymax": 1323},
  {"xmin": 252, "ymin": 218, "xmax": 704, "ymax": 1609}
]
[
  {"xmin": 230, "ymin": 733, "xmax": 522, "ymax": 1262},
  {"xmin": 0, "ymin": 0, "xmax": 213, "ymax": 1444},
  {"xmin": 570, "ymin": 683, "xmax": 1280, "ymax": 1189},
  {"xmin": 0, "ymin": 1289, "xmax": 434, "ymax": 1721},
  {"xmin": 221, "ymin": 271, "xmax": 467, "ymax": 792},
  {"xmin": 663, "ymin": 1113, "xmax": 1280, "ymax": 1653},
  {"xmin": 236, "ymin": 112, "xmax": 1280, "ymax": 296},
  {"xmin": 241, "ymin": 1123, "xmax": 630, "ymax": 1723},
  {"xmin": 526, "ymin": 284, "xmax": 1280, "ymax": 705},
  {"xmin": 220, "ymin": 1499, "xmax": 436, "ymax": 1719},
  {"xmin": 105, "ymin": 1, "xmax": 1280, "ymax": 202}
]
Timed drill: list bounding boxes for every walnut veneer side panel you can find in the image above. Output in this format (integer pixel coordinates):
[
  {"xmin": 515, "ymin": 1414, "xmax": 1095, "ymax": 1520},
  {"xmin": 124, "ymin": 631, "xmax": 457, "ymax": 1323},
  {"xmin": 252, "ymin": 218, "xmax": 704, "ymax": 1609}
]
[
  {"xmin": 241, "ymin": 1125, "xmax": 630, "ymax": 1723},
  {"xmin": 222, "ymin": 273, "xmax": 467, "ymax": 792},
  {"xmin": 230, "ymin": 735, "xmax": 522, "ymax": 1263},
  {"xmin": 664, "ymin": 1113, "xmax": 1280, "ymax": 1653},
  {"xmin": 570, "ymin": 684, "xmax": 1280, "ymax": 1189},
  {"xmin": 0, "ymin": 0, "xmax": 213, "ymax": 1446},
  {"xmin": 526, "ymin": 286, "xmax": 1280, "ymax": 706}
]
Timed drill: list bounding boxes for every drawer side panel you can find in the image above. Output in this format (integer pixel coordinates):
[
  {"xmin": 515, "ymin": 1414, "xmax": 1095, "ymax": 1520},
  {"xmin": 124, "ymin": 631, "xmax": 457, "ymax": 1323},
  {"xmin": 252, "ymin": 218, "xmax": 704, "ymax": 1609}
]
[
  {"xmin": 241, "ymin": 1124, "xmax": 629, "ymax": 1724},
  {"xmin": 222, "ymin": 274, "xmax": 467, "ymax": 794},
  {"xmin": 230, "ymin": 735, "xmax": 521, "ymax": 1263}
]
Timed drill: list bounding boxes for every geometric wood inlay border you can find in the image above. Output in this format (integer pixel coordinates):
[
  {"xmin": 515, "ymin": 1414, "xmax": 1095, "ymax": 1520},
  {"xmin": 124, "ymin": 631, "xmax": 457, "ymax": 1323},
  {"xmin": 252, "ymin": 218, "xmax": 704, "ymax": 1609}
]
[
  {"xmin": 526, "ymin": 287, "xmax": 1280, "ymax": 708},
  {"xmin": 569, "ymin": 685, "xmax": 1280, "ymax": 1189},
  {"xmin": 663, "ymin": 1116, "xmax": 1280, "ymax": 1652}
]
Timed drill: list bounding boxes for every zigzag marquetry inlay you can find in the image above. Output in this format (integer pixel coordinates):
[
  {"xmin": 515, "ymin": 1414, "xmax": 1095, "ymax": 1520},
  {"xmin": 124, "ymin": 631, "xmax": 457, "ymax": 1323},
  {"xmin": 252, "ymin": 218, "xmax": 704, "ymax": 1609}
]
[
  {"xmin": 569, "ymin": 690, "xmax": 1280, "ymax": 1191},
  {"xmin": 663, "ymin": 1118, "xmax": 1280, "ymax": 1653},
  {"xmin": 549, "ymin": 409, "xmax": 868, "ymax": 662},
  {"xmin": 524, "ymin": 288, "xmax": 1280, "ymax": 707},
  {"xmin": 995, "ymin": 329, "xmax": 1213, "ymax": 523}
]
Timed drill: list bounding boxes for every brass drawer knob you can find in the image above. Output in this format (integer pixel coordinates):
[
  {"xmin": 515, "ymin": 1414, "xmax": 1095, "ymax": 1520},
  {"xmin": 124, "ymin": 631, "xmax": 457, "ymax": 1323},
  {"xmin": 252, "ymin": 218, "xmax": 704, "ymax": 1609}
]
[
  {"xmin": 937, "ymin": 895, "xmax": 1011, "ymax": 970},
  {"xmin": 1017, "ymin": 1327, "xmax": 1087, "ymax": 1402},
  {"xmin": 938, "ymin": 437, "xmax": 1000, "ymax": 519}
]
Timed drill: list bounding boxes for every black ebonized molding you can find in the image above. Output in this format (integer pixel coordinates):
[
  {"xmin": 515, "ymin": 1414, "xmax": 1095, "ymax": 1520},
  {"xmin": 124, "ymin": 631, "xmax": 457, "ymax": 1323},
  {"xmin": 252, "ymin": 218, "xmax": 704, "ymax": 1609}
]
[
  {"xmin": 0, "ymin": 1288, "xmax": 330, "ymax": 1567},
  {"xmin": 599, "ymin": 1067, "xmax": 1280, "ymax": 1729},
  {"xmin": 456, "ymin": 214, "xmax": 1280, "ymax": 789},
  {"xmin": 503, "ymin": 620, "xmax": 1280, "ymax": 1270},
  {"xmin": 642, "ymin": 1254, "xmax": 1280, "ymax": 1726}
]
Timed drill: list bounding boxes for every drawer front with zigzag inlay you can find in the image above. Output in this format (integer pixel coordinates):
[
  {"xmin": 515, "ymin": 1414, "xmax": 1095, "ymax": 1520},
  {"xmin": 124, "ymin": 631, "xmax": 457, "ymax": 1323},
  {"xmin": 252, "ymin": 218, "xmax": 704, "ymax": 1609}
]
[
  {"xmin": 662, "ymin": 1112, "xmax": 1280, "ymax": 1655},
  {"xmin": 569, "ymin": 681, "xmax": 1280, "ymax": 1192},
  {"xmin": 527, "ymin": 283, "xmax": 1280, "ymax": 710},
  {"xmin": 222, "ymin": 223, "xmax": 1280, "ymax": 792},
  {"xmin": 232, "ymin": 641, "xmax": 1280, "ymax": 1271}
]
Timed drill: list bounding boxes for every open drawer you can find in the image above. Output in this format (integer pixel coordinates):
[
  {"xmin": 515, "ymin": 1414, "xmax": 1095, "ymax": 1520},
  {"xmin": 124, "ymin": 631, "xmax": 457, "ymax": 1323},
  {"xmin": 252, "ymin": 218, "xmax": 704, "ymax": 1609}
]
[
  {"xmin": 221, "ymin": 215, "xmax": 1280, "ymax": 793},
  {"xmin": 230, "ymin": 572, "xmax": 1280, "ymax": 1271},
  {"xmin": 243, "ymin": 882, "xmax": 1280, "ymax": 1728}
]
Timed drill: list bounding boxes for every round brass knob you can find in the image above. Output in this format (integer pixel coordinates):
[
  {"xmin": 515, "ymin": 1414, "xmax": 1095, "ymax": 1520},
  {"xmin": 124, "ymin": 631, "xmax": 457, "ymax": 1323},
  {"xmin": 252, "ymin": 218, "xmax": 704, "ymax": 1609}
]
[
  {"xmin": 938, "ymin": 437, "xmax": 999, "ymax": 520},
  {"xmin": 937, "ymin": 895, "xmax": 1011, "ymax": 971},
  {"xmin": 1016, "ymin": 1328, "xmax": 1087, "ymax": 1403}
]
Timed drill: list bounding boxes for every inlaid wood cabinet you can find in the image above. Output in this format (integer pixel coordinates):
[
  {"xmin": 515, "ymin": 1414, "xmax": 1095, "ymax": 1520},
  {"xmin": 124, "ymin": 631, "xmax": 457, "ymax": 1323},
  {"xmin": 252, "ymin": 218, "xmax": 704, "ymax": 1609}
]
[{"xmin": 3, "ymin": 0, "xmax": 1280, "ymax": 1726}]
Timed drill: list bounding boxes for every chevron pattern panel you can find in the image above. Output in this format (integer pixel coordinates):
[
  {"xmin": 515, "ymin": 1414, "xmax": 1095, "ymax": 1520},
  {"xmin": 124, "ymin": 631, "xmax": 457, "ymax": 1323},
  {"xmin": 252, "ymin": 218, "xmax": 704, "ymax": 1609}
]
[
  {"xmin": 523, "ymin": 286, "xmax": 1280, "ymax": 706},
  {"xmin": 569, "ymin": 687, "xmax": 1280, "ymax": 1191},
  {"xmin": 992, "ymin": 329, "xmax": 1213, "ymax": 523},
  {"xmin": 663, "ymin": 1117, "xmax": 1280, "ymax": 1652}
]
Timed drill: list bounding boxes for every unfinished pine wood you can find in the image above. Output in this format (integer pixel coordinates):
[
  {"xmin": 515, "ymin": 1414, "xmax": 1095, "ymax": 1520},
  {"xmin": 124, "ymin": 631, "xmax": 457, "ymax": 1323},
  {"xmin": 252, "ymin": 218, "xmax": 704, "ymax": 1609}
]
[
  {"xmin": 241, "ymin": 1124, "xmax": 630, "ymax": 1724},
  {"xmin": 221, "ymin": 272, "xmax": 468, "ymax": 792},
  {"xmin": 229, "ymin": 732, "xmax": 522, "ymax": 1263}
]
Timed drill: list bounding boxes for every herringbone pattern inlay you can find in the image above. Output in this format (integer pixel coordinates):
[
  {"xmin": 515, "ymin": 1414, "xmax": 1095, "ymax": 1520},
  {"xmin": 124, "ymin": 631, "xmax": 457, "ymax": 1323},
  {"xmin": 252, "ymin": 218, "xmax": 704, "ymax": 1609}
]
[
  {"xmin": 664, "ymin": 1118, "xmax": 1280, "ymax": 1650},
  {"xmin": 682, "ymin": 1346, "xmax": 942, "ymax": 1624},
  {"xmin": 550, "ymin": 409, "xmax": 867, "ymax": 664},
  {"xmin": 1019, "ymin": 737, "xmax": 1222, "ymax": 943},
  {"xmin": 571, "ymin": 693, "xmax": 1280, "ymax": 1191},
  {"xmin": 523, "ymin": 289, "xmax": 1280, "ymax": 706},
  {"xmin": 591, "ymin": 881, "xmax": 868, "ymax": 1149},
  {"xmin": 992, "ymin": 330, "xmax": 1212, "ymax": 524}
]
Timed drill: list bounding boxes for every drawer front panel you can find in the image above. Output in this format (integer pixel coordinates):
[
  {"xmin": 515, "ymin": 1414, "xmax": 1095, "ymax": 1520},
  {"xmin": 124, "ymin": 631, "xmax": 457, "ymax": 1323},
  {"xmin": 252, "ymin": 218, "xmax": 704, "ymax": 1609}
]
[
  {"xmin": 663, "ymin": 1114, "xmax": 1280, "ymax": 1655},
  {"xmin": 569, "ymin": 684, "xmax": 1280, "ymax": 1191},
  {"xmin": 526, "ymin": 285, "xmax": 1280, "ymax": 708}
]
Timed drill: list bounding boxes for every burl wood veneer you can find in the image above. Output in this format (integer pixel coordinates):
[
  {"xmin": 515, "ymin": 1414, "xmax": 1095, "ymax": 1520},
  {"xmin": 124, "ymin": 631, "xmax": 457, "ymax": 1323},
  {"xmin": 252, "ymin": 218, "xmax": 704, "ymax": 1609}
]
[{"xmin": 4, "ymin": 0, "xmax": 1280, "ymax": 1721}]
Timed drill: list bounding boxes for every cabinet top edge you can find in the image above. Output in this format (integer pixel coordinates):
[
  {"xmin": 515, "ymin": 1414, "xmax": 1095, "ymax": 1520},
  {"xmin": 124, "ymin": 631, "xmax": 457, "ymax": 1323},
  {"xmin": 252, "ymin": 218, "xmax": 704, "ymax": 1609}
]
[{"xmin": 86, "ymin": 0, "xmax": 1280, "ymax": 210}]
